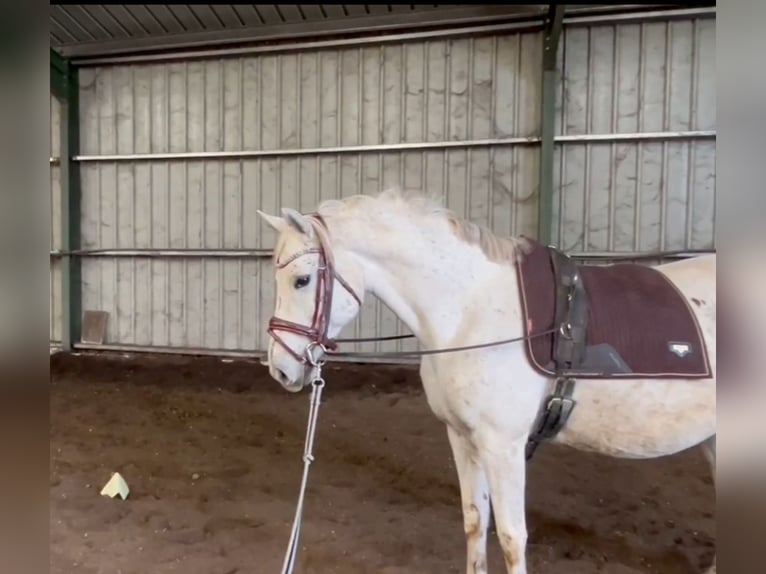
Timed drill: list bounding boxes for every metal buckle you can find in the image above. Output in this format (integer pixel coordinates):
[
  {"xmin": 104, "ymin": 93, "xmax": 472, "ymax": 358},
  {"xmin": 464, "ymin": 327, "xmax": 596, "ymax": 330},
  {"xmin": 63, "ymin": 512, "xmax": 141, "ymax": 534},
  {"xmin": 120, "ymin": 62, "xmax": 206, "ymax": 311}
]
[
  {"xmin": 305, "ymin": 341, "xmax": 328, "ymax": 367},
  {"xmin": 310, "ymin": 376, "xmax": 325, "ymax": 390}
]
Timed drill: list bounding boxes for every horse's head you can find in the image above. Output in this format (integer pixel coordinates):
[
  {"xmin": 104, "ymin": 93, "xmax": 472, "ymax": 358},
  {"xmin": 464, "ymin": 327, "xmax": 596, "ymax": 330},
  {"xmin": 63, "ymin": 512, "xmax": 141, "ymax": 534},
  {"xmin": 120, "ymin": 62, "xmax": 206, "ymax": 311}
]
[{"xmin": 257, "ymin": 208, "xmax": 364, "ymax": 391}]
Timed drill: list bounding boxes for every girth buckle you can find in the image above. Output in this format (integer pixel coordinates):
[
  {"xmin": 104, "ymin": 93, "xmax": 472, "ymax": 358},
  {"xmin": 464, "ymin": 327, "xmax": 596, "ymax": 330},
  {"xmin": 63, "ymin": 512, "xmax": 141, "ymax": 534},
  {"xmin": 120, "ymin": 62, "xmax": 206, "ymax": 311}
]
[{"xmin": 525, "ymin": 377, "xmax": 577, "ymax": 460}]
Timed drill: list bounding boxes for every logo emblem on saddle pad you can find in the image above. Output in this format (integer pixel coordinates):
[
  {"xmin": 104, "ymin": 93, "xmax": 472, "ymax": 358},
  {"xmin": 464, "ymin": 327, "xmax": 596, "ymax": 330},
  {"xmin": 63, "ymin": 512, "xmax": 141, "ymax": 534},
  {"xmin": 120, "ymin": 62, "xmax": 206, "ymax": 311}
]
[{"xmin": 668, "ymin": 342, "xmax": 693, "ymax": 358}]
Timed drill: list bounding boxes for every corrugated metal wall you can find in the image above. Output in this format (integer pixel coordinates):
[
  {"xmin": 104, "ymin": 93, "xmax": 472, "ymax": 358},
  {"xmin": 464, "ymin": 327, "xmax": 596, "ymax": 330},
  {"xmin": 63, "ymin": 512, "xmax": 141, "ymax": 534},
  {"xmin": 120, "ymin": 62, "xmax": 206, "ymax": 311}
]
[
  {"xmin": 59, "ymin": 14, "xmax": 716, "ymax": 357},
  {"xmin": 553, "ymin": 18, "xmax": 716, "ymax": 253},
  {"xmin": 50, "ymin": 95, "xmax": 63, "ymax": 344},
  {"xmin": 76, "ymin": 33, "xmax": 544, "ymax": 353}
]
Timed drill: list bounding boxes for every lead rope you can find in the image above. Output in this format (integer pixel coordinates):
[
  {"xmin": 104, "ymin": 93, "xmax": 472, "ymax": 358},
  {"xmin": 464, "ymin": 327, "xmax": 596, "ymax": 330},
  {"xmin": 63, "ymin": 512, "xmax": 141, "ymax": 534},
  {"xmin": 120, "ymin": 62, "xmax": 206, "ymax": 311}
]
[{"xmin": 280, "ymin": 367, "xmax": 325, "ymax": 574}]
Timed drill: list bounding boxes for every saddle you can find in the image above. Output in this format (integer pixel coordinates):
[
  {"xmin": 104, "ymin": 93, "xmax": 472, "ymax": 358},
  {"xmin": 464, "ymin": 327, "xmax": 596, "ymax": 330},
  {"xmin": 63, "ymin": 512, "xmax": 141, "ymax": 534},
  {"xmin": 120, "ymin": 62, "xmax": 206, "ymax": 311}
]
[{"xmin": 516, "ymin": 239, "xmax": 712, "ymax": 380}]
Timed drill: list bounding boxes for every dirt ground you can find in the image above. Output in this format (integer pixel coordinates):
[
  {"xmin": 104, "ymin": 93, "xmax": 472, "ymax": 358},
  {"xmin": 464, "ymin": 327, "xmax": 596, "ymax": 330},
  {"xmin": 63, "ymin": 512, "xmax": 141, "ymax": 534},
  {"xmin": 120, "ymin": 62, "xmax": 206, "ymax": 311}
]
[{"xmin": 50, "ymin": 353, "xmax": 715, "ymax": 574}]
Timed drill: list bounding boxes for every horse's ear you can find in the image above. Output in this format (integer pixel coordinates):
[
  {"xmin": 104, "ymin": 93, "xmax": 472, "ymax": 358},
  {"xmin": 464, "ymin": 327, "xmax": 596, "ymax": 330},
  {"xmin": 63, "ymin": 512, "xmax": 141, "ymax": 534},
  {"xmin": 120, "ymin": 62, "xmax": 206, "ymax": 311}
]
[
  {"xmin": 281, "ymin": 207, "xmax": 314, "ymax": 237},
  {"xmin": 257, "ymin": 210, "xmax": 286, "ymax": 233}
]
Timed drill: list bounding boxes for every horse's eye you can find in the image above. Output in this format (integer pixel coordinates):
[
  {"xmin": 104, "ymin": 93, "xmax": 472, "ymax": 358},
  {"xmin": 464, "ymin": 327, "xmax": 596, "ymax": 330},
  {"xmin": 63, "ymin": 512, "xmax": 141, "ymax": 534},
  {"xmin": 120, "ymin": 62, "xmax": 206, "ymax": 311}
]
[{"xmin": 294, "ymin": 275, "xmax": 311, "ymax": 289}]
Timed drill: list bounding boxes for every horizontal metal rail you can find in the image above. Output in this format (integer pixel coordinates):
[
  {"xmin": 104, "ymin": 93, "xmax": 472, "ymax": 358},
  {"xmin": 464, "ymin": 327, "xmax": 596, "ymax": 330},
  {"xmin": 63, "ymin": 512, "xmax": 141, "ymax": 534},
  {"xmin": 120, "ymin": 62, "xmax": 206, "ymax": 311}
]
[
  {"xmin": 567, "ymin": 250, "xmax": 715, "ymax": 260},
  {"xmin": 50, "ymin": 248, "xmax": 273, "ymax": 259},
  {"xmin": 69, "ymin": 342, "xmax": 421, "ymax": 366},
  {"xmin": 74, "ymin": 137, "xmax": 539, "ymax": 163},
  {"xmin": 50, "ymin": 248, "xmax": 714, "ymax": 260},
  {"xmin": 72, "ymin": 130, "xmax": 715, "ymax": 163},
  {"xmin": 564, "ymin": 6, "xmax": 715, "ymax": 27},
  {"xmin": 555, "ymin": 130, "xmax": 715, "ymax": 144}
]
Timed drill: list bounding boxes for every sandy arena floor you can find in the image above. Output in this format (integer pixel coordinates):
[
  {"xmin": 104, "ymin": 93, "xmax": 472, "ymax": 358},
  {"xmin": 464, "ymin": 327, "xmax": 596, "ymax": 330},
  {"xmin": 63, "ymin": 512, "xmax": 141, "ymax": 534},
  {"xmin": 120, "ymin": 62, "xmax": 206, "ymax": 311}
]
[{"xmin": 50, "ymin": 353, "xmax": 715, "ymax": 574}]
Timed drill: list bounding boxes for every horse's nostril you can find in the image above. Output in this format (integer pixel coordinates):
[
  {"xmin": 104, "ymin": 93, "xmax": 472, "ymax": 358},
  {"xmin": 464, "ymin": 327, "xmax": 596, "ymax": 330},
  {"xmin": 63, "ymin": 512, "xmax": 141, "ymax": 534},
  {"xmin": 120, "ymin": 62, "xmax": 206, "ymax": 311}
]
[{"xmin": 275, "ymin": 368, "xmax": 290, "ymax": 385}]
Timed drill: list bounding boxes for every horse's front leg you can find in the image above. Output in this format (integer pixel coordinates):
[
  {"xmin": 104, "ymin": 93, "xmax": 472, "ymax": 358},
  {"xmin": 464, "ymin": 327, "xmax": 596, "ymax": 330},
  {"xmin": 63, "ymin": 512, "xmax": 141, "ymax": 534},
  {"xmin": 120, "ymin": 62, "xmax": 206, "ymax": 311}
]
[
  {"xmin": 447, "ymin": 426, "xmax": 490, "ymax": 574},
  {"xmin": 481, "ymin": 438, "xmax": 528, "ymax": 574}
]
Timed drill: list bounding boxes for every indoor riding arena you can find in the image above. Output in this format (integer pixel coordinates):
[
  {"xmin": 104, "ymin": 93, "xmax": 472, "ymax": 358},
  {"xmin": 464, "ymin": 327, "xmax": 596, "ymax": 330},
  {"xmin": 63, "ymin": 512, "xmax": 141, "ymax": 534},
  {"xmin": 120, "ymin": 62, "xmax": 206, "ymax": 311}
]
[{"xmin": 50, "ymin": 5, "xmax": 716, "ymax": 574}]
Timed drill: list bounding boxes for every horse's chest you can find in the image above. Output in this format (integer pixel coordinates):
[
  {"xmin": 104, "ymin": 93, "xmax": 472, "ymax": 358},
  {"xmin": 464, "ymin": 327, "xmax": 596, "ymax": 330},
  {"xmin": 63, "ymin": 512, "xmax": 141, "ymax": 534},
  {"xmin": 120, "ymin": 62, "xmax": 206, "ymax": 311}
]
[{"xmin": 419, "ymin": 359, "xmax": 479, "ymax": 426}]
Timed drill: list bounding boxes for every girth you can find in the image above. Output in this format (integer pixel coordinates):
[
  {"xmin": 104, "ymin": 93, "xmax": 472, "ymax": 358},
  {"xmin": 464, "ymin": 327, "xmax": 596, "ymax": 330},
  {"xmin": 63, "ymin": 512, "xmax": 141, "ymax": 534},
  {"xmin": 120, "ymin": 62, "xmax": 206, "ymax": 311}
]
[{"xmin": 525, "ymin": 247, "xmax": 586, "ymax": 460}]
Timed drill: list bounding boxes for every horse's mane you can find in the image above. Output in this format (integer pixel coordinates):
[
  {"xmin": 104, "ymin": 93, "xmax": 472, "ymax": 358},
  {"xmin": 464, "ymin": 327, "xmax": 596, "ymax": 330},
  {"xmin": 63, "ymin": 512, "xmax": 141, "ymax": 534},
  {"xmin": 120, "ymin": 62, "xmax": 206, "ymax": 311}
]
[{"xmin": 317, "ymin": 187, "xmax": 529, "ymax": 264}]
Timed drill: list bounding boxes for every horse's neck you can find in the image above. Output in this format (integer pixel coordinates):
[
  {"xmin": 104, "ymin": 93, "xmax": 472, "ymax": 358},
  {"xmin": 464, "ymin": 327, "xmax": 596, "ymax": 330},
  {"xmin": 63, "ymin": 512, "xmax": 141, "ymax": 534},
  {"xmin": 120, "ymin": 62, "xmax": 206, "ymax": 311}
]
[{"xmin": 335, "ymin": 212, "xmax": 516, "ymax": 349}]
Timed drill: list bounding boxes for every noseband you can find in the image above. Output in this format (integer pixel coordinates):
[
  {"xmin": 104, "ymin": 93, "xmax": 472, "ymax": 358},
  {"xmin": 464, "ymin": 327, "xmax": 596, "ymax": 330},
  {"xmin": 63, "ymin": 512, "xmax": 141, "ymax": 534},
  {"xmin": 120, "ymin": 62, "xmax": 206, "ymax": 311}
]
[{"xmin": 267, "ymin": 215, "xmax": 362, "ymax": 364}]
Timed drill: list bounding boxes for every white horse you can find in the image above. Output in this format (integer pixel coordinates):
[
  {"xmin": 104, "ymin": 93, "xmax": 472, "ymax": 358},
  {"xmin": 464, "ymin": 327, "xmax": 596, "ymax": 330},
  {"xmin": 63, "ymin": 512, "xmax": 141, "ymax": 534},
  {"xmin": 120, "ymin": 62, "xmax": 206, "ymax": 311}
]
[{"xmin": 257, "ymin": 188, "xmax": 716, "ymax": 574}]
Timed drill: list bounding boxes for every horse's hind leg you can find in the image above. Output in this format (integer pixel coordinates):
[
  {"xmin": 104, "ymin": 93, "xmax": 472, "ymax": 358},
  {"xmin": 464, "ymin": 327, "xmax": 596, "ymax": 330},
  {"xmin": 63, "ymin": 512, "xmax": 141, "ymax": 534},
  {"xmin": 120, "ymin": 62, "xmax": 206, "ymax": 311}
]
[
  {"xmin": 447, "ymin": 426, "xmax": 491, "ymax": 574},
  {"xmin": 701, "ymin": 435, "xmax": 716, "ymax": 574}
]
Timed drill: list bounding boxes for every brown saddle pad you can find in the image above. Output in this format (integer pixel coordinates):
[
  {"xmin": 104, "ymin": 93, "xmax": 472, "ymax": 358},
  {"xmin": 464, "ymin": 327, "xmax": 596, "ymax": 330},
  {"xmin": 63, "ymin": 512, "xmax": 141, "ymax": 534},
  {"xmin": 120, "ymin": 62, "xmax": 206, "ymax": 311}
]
[{"xmin": 516, "ymin": 240, "xmax": 712, "ymax": 379}]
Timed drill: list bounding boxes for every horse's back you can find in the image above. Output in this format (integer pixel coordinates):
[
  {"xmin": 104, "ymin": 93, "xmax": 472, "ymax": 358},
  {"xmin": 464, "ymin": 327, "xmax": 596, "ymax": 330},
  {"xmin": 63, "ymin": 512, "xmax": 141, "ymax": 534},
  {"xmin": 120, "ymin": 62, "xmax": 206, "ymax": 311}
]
[
  {"xmin": 656, "ymin": 254, "xmax": 716, "ymax": 353},
  {"xmin": 656, "ymin": 253, "xmax": 716, "ymax": 294}
]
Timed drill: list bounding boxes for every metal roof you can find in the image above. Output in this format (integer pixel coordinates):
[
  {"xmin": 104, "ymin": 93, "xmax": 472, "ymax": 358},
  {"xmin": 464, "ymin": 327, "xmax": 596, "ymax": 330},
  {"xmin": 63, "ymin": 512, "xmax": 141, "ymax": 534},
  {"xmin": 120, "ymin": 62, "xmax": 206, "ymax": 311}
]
[
  {"xmin": 50, "ymin": 5, "xmax": 546, "ymax": 59},
  {"xmin": 50, "ymin": 4, "xmax": 708, "ymax": 61}
]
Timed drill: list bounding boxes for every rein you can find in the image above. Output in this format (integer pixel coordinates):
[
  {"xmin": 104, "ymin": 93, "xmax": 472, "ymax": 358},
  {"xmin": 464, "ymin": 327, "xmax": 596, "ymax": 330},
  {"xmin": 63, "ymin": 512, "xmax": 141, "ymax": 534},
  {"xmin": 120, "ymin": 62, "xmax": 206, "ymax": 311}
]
[{"xmin": 328, "ymin": 328, "xmax": 558, "ymax": 360}]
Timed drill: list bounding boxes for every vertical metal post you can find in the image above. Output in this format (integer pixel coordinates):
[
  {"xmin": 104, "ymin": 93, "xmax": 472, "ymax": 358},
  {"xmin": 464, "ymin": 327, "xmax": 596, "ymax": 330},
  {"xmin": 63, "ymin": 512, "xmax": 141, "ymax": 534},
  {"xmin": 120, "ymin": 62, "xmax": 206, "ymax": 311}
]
[
  {"xmin": 51, "ymin": 49, "xmax": 81, "ymax": 349},
  {"xmin": 538, "ymin": 5, "xmax": 564, "ymax": 246}
]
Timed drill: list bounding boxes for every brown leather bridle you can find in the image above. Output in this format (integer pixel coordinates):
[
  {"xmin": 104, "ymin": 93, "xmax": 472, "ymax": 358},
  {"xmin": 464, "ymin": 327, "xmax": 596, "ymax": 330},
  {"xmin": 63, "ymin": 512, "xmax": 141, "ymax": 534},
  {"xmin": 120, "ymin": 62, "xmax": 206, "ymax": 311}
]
[{"xmin": 267, "ymin": 214, "xmax": 362, "ymax": 365}]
